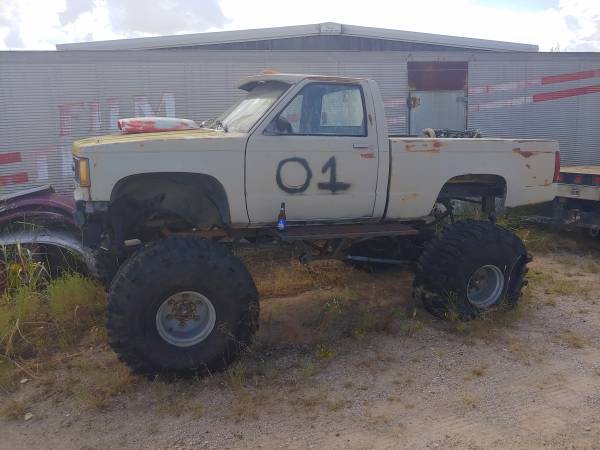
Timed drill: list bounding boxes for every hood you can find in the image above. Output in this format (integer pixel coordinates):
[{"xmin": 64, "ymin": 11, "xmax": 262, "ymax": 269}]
[{"xmin": 72, "ymin": 127, "xmax": 225, "ymax": 155}]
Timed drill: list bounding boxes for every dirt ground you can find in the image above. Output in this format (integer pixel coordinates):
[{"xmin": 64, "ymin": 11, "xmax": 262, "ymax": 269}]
[{"xmin": 2, "ymin": 230, "xmax": 600, "ymax": 449}]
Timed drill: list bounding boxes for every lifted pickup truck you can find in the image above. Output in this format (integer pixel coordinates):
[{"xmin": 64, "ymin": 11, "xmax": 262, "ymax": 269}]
[{"xmin": 72, "ymin": 73, "xmax": 560, "ymax": 375}]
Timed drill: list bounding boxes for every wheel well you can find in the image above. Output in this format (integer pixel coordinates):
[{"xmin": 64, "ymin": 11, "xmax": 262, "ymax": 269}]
[
  {"xmin": 437, "ymin": 174, "xmax": 507, "ymax": 201},
  {"xmin": 109, "ymin": 173, "xmax": 231, "ymax": 239}
]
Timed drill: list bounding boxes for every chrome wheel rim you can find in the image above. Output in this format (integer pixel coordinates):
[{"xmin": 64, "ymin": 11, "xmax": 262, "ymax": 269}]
[
  {"xmin": 155, "ymin": 291, "xmax": 216, "ymax": 347},
  {"xmin": 466, "ymin": 265, "xmax": 505, "ymax": 309}
]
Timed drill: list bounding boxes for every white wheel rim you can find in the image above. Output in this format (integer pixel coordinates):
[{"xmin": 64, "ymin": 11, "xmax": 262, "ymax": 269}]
[
  {"xmin": 155, "ymin": 291, "xmax": 216, "ymax": 347},
  {"xmin": 466, "ymin": 265, "xmax": 505, "ymax": 309}
]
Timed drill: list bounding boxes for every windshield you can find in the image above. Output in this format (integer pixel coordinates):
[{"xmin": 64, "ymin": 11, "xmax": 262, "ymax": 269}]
[{"xmin": 218, "ymin": 81, "xmax": 289, "ymax": 133}]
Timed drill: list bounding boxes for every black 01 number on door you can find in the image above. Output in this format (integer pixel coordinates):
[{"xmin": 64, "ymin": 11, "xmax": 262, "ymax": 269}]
[{"xmin": 276, "ymin": 156, "xmax": 351, "ymax": 194}]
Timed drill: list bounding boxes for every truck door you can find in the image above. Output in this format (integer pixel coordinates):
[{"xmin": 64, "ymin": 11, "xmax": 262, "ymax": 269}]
[{"xmin": 245, "ymin": 81, "xmax": 380, "ymax": 224}]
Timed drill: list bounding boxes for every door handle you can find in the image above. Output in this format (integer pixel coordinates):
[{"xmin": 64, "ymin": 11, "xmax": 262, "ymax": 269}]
[{"xmin": 353, "ymin": 143, "xmax": 370, "ymax": 149}]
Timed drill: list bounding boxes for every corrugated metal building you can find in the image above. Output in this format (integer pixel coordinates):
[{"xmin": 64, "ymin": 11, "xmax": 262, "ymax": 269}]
[{"xmin": 1, "ymin": 22, "xmax": 599, "ymax": 194}]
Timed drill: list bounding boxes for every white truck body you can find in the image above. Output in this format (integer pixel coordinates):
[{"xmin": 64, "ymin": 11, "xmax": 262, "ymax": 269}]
[{"xmin": 73, "ymin": 73, "xmax": 558, "ymax": 230}]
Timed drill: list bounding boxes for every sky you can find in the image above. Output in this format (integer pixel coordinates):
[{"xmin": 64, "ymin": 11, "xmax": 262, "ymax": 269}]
[{"xmin": 0, "ymin": 0, "xmax": 598, "ymax": 51}]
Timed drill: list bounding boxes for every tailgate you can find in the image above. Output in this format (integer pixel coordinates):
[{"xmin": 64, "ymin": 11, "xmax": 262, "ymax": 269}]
[{"xmin": 557, "ymin": 166, "xmax": 600, "ymax": 201}]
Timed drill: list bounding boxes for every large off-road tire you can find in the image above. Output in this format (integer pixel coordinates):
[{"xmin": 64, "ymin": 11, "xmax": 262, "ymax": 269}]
[
  {"xmin": 107, "ymin": 236, "xmax": 259, "ymax": 376},
  {"xmin": 413, "ymin": 220, "xmax": 530, "ymax": 321}
]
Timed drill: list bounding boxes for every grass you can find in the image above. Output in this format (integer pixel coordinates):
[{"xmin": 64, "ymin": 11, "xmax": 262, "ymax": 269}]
[
  {"xmin": 327, "ymin": 398, "xmax": 350, "ymax": 411},
  {"xmin": 352, "ymin": 312, "xmax": 378, "ymax": 339},
  {"xmin": 75, "ymin": 363, "xmax": 139, "ymax": 410},
  {"xmin": 315, "ymin": 344, "xmax": 335, "ymax": 360},
  {"xmin": 0, "ymin": 245, "xmax": 107, "ymax": 400},
  {"xmin": 157, "ymin": 392, "xmax": 189, "ymax": 417},
  {"xmin": 0, "ymin": 358, "xmax": 21, "ymax": 393},
  {"xmin": 226, "ymin": 392, "xmax": 262, "ymax": 422},
  {"xmin": 190, "ymin": 403, "xmax": 204, "ymax": 420},
  {"xmin": 462, "ymin": 394, "xmax": 480, "ymax": 409},
  {"xmin": 562, "ymin": 331, "xmax": 586, "ymax": 349},
  {"xmin": 226, "ymin": 361, "xmax": 247, "ymax": 389},
  {"xmin": 0, "ymin": 272, "xmax": 105, "ymax": 359},
  {"xmin": 300, "ymin": 360, "xmax": 316, "ymax": 381},
  {"xmin": 470, "ymin": 364, "xmax": 488, "ymax": 378},
  {"xmin": 250, "ymin": 258, "xmax": 352, "ymax": 299},
  {"xmin": 297, "ymin": 392, "xmax": 324, "ymax": 409},
  {"xmin": 526, "ymin": 264, "xmax": 595, "ymax": 303},
  {"xmin": 0, "ymin": 398, "xmax": 29, "ymax": 420},
  {"xmin": 0, "ymin": 242, "xmax": 105, "ymax": 365}
]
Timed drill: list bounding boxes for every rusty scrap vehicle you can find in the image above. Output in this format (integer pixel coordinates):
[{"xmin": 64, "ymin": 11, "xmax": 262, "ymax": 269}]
[
  {"xmin": 19, "ymin": 73, "xmax": 558, "ymax": 375},
  {"xmin": 0, "ymin": 185, "xmax": 98, "ymax": 290}
]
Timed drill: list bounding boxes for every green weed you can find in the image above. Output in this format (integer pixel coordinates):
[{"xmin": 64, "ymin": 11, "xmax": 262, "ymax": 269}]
[
  {"xmin": 226, "ymin": 361, "xmax": 247, "ymax": 389},
  {"xmin": 315, "ymin": 344, "xmax": 335, "ymax": 360},
  {"xmin": 0, "ymin": 243, "xmax": 105, "ymax": 364}
]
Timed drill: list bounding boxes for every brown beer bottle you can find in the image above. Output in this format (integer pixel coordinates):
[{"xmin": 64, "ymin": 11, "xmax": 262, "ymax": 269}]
[{"xmin": 277, "ymin": 202, "xmax": 286, "ymax": 231}]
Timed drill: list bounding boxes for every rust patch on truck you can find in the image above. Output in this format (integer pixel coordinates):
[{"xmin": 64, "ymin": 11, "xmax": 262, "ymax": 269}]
[
  {"xmin": 405, "ymin": 140, "xmax": 443, "ymax": 153},
  {"xmin": 399, "ymin": 192, "xmax": 419, "ymax": 203},
  {"xmin": 512, "ymin": 148, "xmax": 552, "ymax": 158}
]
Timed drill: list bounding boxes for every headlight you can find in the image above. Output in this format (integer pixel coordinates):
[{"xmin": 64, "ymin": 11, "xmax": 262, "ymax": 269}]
[{"xmin": 73, "ymin": 157, "xmax": 90, "ymax": 187}]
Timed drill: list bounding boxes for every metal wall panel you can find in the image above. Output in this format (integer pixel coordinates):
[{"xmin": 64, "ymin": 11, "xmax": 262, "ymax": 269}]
[
  {"xmin": 467, "ymin": 53, "xmax": 600, "ymax": 166},
  {"xmin": 1, "ymin": 49, "xmax": 599, "ymax": 196}
]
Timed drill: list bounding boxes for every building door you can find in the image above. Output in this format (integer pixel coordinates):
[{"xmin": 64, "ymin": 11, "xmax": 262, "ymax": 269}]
[
  {"xmin": 407, "ymin": 61, "xmax": 468, "ymax": 135},
  {"xmin": 409, "ymin": 90, "xmax": 467, "ymax": 134}
]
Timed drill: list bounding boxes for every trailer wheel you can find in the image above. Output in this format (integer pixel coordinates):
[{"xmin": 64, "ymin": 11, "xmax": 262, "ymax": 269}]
[
  {"xmin": 107, "ymin": 236, "xmax": 259, "ymax": 376},
  {"xmin": 413, "ymin": 220, "xmax": 530, "ymax": 321}
]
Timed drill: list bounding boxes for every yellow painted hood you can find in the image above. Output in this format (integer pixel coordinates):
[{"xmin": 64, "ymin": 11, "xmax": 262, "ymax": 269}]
[{"xmin": 72, "ymin": 128, "xmax": 224, "ymax": 155}]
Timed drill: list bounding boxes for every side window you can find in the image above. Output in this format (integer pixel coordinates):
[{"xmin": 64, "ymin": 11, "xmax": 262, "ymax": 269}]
[
  {"xmin": 320, "ymin": 87, "xmax": 365, "ymax": 133},
  {"xmin": 269, "ymin": 83, "xmax": 366, "ymax": 136}
]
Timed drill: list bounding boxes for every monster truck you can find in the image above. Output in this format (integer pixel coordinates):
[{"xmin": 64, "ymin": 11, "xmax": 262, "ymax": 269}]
[{"xmin": 71, "ymin": 73, "xmax": 560, "ymax": 375}]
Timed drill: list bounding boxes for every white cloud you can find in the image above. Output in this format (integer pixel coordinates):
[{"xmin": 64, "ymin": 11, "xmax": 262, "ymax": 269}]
[
  {"xmin": 558, "ymin": 0, "xmax": 600, "ymax": 50},
  {"xmin": 106, "ymin": 0, "xmax": 228, "ymax": 36},
  {"xmin": 0, "ymin": 0, "xmax": 598, "ymax": 50},
  {"xmin": 59, "ymin": 0, "xmax": 95, "ymax": 26}
]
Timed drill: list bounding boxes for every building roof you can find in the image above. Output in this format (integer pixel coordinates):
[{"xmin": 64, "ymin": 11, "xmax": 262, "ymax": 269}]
[{"xmin": 56, "ymin": 22, "xmax": 538, "ymax": 52}]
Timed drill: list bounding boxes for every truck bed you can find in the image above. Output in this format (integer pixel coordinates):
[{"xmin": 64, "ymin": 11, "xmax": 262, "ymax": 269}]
[{"xmin": 386, "ymin": 138, "xmax": 559, "ymax": 219}]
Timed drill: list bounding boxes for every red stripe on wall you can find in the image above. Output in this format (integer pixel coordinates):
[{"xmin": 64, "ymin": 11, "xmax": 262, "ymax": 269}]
[
  {"xmin": 533, "ymin": 84, "xmax": 600, "ymax": 102},
  {"xmin": 0, "ymin": 172, "xmax": 29, "ymax": 186},
  {"xmin": 541, "ymin": 69, "xmax": 600, "ymax": 85},
  {"xmin": 0, "ymin": 152, "xmax": 22, "ymax": 165}
]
